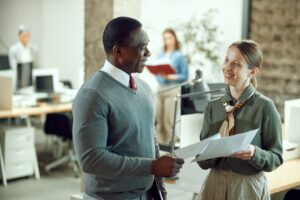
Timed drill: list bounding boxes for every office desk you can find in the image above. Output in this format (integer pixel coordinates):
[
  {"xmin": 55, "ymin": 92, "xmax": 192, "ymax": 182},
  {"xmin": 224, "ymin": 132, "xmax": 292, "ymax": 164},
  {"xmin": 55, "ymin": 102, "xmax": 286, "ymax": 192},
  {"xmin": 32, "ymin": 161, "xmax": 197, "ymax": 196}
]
[
  {"xmin": 267, "ymin": 158, "xmax": 300, "ymax": 194},
  {"xmin": 0, "ymin": 103, "xmax": 72, "ymax": 186},
  {"xmin": 0, "ymin": 103, "xmax": 72, "ymax": 119}
]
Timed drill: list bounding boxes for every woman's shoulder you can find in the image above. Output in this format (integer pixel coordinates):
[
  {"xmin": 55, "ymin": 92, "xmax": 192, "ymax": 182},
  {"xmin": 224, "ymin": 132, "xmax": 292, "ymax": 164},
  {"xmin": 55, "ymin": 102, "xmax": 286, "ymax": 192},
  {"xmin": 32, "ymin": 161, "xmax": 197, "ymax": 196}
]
[
  {"xmin": 172, "ymin": 50, "xmax": 185, "ymax": 57},
  {"xmin": 254, "ymin": 91, "xmax": 275, "ymax": 105},
  {"xmin": 206, "ymin": 96, "xmax": 224, "ymax": 109},
  {"xmin": 250, "ymin": 91, "xmax": 279, "ymax": 114}
]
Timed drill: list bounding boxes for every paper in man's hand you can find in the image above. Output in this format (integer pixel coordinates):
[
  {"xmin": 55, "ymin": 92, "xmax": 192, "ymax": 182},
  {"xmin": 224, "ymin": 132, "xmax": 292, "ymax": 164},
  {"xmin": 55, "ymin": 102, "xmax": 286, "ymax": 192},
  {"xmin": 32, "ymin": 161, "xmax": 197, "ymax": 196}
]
[{"xmin": 174, "ymin": 133, "xmax": 221, "ymax": 159}]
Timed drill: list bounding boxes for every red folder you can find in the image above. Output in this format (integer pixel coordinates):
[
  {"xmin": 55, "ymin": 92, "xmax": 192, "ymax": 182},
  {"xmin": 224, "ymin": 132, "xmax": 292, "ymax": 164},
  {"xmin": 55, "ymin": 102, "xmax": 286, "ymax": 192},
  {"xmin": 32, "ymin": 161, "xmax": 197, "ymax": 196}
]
[{"xmin": 146, "ymin": 64, "xmax": 176, "ymax": 75}]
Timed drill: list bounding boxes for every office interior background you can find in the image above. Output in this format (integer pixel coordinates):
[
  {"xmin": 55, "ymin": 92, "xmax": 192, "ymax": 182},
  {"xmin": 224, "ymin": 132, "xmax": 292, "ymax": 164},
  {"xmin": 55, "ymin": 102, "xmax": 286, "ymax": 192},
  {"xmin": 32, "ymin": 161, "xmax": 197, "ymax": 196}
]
[{"xmin": 0, "ymin": 0, "xmax": 300, "ymax": 199}]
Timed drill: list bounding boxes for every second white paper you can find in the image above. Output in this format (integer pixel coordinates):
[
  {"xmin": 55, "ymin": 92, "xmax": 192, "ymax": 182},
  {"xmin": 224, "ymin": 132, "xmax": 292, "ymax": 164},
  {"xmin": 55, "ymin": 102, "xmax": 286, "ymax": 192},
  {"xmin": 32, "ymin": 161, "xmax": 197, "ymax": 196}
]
[{"xmin": 192, "ymin": 129, "xmax": 259, "ymax": 162}]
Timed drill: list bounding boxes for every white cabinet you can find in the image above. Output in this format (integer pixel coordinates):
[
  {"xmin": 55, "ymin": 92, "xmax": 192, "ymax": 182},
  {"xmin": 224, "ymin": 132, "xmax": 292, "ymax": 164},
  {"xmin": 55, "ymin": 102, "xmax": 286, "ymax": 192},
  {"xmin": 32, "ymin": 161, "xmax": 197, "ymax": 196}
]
[{"xmin": 0, "ymin": 126, "xmax": 40, "ymax": 185}]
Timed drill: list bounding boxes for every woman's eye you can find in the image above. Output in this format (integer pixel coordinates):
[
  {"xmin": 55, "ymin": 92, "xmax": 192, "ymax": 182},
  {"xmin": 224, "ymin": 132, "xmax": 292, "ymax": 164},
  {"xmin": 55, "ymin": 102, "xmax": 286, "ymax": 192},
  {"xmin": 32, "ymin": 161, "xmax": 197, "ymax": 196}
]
[{"xmin": 233, "ymin": 63, "xmax": 241, "ymax": 67}]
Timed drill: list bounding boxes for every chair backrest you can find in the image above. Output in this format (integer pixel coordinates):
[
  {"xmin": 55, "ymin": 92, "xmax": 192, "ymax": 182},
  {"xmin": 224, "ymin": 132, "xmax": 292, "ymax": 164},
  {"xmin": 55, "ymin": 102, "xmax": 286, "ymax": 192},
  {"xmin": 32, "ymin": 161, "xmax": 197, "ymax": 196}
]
[
  {"xmin": 61, "ymin": 80, "xmax": 73, "ymax": 89},
  {"xmin": 44, "ymin": 112, "xmax": 72, "ymax": 140},
  {"xmin": 284, "ymin": 188, "xmax": 300, "ymax": 200}
]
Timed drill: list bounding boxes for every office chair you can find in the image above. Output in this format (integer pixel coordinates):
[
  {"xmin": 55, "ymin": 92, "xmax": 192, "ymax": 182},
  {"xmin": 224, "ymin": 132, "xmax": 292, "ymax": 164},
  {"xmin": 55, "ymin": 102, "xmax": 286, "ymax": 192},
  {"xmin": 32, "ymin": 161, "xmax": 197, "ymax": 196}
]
[
  {"xmin": 61, "ymin": 80, "xmax": 73, "ymax": 89},
  {"xmin": 44, "ymin": 112, "xmax": 79, "ymax": 177},
  {"xmin": 284, "ymin": 188, "xmax": 300, "ymax": 200}
]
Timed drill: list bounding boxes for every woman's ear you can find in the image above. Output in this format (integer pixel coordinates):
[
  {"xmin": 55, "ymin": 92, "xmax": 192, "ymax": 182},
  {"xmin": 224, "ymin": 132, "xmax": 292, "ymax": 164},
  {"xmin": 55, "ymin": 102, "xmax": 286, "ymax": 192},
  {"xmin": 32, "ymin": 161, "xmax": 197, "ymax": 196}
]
[{"xmin": 249, "ymin": 67, "xmax": 259, "ymax": 77}]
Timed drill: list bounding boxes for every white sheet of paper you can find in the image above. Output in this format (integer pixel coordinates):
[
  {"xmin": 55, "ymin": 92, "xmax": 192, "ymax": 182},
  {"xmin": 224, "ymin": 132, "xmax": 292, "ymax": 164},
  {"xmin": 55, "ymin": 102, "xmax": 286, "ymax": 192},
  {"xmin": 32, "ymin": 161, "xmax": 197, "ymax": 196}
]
[
  {"xmin": 192, "ymin": 129, "xmax": 259, "ymax": 162},
  {"xmin": 174, "ymin": 133, "xmax": 221, "ymax": 159}
]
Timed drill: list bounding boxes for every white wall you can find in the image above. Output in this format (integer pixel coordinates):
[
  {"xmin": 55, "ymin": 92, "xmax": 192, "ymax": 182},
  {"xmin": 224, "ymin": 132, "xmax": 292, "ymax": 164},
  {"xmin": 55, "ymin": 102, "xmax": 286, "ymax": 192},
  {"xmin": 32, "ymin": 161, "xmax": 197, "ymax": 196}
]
[
  {"xmin": 41, "ymin": 0, "xmax": 84, "ymax": 89},
  {"xmin": 1, "ymin": 0, "xmax": 245, "ymax": 87},
  {"xmin": 0, "ymin": 0, "xmax": 84, "ymax": 89},
  {"xmin": 0, "ymin": 0, "xmax": 43, "ymax": 55},
  {"xmin": 140, "ymin": 0, "xmax": 245, "ymax": 82}
]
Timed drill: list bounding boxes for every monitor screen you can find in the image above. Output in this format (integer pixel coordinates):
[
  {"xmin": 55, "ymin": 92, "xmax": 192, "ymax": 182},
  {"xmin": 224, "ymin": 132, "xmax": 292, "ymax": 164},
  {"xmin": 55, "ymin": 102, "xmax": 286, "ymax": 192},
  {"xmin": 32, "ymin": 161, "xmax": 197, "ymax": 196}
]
[
  {"xmin": 32, "ymin": 68, "xmax": 59, "ymax": 93},
  {"xmin": 284, "ymin": 99, "xmax": 300, "ymax": 143},
  {"xmin": 16, "ymin": 62, "xmax": 33, "ymax": 90},
  {"xmin": 35, "ymin": 75, "xmax": 54, "ymax": 93},
  {"xmin": 0, "ymin": 55, "xmax": 10, "ymax": 70}
]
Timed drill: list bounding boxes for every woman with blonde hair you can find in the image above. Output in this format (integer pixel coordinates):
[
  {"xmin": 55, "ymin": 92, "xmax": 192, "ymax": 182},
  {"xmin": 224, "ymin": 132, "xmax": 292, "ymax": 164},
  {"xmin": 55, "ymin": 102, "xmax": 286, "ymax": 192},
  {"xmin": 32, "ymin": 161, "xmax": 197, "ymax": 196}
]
[{"xmin": 197, "ymin": 40, "xmax": 283, "ymax": 200}]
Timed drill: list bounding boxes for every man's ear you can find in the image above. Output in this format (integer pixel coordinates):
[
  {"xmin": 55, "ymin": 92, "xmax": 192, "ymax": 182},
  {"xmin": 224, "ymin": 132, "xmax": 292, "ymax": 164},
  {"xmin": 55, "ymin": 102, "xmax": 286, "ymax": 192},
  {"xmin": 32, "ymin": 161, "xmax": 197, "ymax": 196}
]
[
  {"xmin": 112, "ymin": 45, "xmax": 122, "ymax": 57},
  {"xmin": 112, "ymin": 45, "xmax": 125, "ymax": 64}
]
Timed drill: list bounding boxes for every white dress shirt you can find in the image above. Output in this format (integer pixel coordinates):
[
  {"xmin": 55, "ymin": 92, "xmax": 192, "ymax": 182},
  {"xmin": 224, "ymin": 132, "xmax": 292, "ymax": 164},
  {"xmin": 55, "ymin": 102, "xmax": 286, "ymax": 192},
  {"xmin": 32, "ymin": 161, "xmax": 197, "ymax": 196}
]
[
  {"xmin": 100, "ymin": 60, "xmax": 131, "ymax": 88},
  {"xmin": 9, "ymin": 42, "xmax": 37, "ymax": 70},
  {"xmin": 19, "ymin": 42, "xmax": 33, "ymax": 63}
]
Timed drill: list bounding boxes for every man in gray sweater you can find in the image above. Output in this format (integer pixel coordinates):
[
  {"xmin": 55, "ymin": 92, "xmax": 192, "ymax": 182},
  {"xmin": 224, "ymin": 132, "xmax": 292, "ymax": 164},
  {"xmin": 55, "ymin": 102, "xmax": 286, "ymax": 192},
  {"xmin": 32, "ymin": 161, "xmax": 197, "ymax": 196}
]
[{"xmin": 72, "ymin": 17, "xmax": 184, "ymax": 200}]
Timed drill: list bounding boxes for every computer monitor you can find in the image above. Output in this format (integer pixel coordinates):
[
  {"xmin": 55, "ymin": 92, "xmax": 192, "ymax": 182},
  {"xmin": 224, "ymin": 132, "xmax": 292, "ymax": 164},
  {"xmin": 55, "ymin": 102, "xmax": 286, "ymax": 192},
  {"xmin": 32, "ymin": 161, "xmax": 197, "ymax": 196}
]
[
  {"xmin": 35, "ymin": 75, "xmax": 54, "ymax": 93},
  {"xmin": 16, "ymin": 62, "xmax": 33, "ymax": 90},
  {"xmin": 284, "ymin": 99, "xmax": 300, "ymax": 143},
  {"xmin": 33, "ymin": 68, "xmax": 59, "ymax": 93},
  {"xmin": 0, "ymin": 55, "xmax": 10, "ymax": 70}
]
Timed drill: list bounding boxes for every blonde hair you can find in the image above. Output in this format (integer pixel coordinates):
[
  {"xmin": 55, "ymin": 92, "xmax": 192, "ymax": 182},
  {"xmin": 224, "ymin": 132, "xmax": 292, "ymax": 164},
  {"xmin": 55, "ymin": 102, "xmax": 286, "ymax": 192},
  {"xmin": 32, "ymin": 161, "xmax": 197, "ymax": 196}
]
[{"xmin": 230, "ymin": 40, "xmax": 263, "ymax": 88}]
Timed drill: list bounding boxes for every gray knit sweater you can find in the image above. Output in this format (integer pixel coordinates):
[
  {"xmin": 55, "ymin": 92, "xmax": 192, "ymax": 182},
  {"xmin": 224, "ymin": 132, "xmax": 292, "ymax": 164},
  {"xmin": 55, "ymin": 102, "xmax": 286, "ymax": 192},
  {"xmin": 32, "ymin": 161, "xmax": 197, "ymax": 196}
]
[{"xmin": 72, "ymin": 71, "xmax": 157, "ymax": 200}]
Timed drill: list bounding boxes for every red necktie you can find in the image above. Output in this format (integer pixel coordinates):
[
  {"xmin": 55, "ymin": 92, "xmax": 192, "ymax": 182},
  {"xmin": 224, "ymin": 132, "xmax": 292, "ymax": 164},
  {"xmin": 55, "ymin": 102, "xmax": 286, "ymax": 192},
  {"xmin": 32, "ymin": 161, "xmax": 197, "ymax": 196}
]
[{"xmin": 129, "ymin": 75, "xmax": 136, "ymax": 91}]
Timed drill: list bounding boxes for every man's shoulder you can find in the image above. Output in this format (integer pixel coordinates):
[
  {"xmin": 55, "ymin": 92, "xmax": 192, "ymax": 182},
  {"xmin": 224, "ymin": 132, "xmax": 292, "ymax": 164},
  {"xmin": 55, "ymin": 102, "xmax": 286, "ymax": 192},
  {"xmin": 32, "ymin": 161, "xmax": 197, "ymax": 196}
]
[
  {"xmin": 29, "ymin": 44, "xmax": 38, "ymax": 51},
  {"xmin": 9, "ymin": 43, "xmax": 19, "ymax": 52},
  {"xmin": 82, "ymin": 71, "xmax": 112, "ymax": 89},
  {"xmin": 74, "ymin": 72, "xmax": 111, "ymax": 104},
  {"xmin": 135, "ymin": 76, "xmax": 153, "ymax": 93}
]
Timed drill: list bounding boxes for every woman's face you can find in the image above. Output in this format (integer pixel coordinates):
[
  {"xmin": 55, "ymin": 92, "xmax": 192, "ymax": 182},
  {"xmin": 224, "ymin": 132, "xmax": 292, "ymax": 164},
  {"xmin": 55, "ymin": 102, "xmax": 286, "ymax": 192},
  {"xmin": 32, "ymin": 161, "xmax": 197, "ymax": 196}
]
[
  {"xmin": 163, "ymin": 32, "xmax": 176, "ymax": 50},
  {"xmin": 222, "ymin": 46, "xmax": 252, "ymax": 89}
]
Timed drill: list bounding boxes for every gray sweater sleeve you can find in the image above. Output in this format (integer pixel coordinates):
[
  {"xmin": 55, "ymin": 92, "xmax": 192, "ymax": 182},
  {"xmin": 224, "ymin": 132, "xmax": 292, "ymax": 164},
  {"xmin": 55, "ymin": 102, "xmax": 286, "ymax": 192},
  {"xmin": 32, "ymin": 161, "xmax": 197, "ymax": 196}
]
[{"xmin": 72, "ymin": 88, "xmax": 153, "ymax": 178}]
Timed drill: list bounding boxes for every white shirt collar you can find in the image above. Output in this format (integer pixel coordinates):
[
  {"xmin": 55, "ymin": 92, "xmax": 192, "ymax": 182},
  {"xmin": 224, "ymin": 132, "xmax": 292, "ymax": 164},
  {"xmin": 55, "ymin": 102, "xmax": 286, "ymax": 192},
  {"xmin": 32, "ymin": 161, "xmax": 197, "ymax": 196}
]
[
  {"xmin": 18, "ymin": 42, "xmax": 29, "ymax": 49},
  {"xmin": 101, "ymin": 60, "xmax": 130, "ymax": 87}
]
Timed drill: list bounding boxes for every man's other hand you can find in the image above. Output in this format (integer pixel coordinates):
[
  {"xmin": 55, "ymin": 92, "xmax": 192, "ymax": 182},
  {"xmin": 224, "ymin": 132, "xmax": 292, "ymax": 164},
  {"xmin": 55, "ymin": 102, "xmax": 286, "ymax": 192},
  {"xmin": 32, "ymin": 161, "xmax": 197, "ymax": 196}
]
[{"xmin": 151, "ymin": 156, "xmax": 184, "ymax": 177}]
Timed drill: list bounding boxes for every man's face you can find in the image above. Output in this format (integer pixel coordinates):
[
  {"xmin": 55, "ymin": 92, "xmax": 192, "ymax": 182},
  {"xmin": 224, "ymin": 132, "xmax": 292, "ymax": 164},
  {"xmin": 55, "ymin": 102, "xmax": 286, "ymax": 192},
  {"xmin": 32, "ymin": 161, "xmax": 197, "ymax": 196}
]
[
  {"xmin": 117, "ymin": 28, "xmax": 151, "ymax": 74},
  {"xmin": 19, "ymin": 32, "xmax": 30, "ymax": 46}
]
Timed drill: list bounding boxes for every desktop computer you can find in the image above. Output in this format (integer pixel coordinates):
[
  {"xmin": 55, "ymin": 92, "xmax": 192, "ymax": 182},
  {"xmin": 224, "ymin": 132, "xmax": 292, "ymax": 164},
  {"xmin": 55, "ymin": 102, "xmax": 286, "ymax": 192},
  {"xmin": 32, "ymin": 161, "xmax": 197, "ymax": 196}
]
[
  {"xmin": 14, "ymin": 64, "xmax": 57, "ymax": 106},
  {"xmin": 283, "ymin": 99, "xmax": 300, "ymax": 160},
  {"xmin": 0, "ymin": 55, "xmax": 10, "ymax": 70},
  {"xmin": 16, "ymin": 62, "xmax": 33, "ymax": 91},
  {"xmin": 32, "ymin": 68, "xmax": 59, "ymax": 94},
  {"xmin": 32, "ymin": 68, "xmax": 62, "ymax": 103},
  {"xmin": 35, "ymin": 75, "xmax": 54, "ymax": 93},
  {"xmin": 285, "ymin": 99, "xmax": 300, "ymax": 143}
]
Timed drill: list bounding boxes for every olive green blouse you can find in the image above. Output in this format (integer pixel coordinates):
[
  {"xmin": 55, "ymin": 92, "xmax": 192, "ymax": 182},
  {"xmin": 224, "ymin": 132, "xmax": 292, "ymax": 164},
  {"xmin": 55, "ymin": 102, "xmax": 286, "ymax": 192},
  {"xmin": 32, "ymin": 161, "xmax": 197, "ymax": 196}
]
[{"xmin": 197, "ymin": 84, "xmax": 283, "ymax": 175}]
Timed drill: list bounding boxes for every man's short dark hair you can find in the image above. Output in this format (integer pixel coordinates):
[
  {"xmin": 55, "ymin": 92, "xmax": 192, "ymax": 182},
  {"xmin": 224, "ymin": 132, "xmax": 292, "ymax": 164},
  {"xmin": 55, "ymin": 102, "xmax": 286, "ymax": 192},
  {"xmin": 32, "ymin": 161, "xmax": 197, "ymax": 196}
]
[{"xmin": 102, "ymin": 16, "xmax": 142, "ymax": 54}]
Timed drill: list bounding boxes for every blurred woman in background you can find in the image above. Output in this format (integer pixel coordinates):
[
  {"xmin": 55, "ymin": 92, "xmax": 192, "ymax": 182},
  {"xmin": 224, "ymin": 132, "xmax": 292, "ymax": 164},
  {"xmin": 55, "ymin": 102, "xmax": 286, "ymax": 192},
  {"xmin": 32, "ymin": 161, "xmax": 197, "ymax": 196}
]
[{"xmin": 155, "ymin": 28, "xmax": 188, "ymax": 146}]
